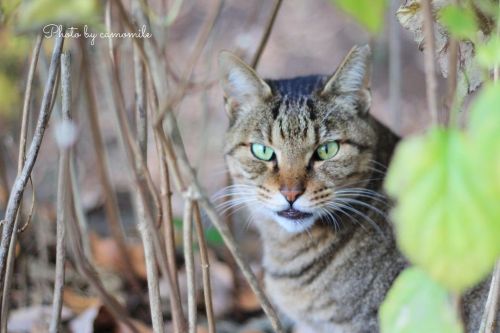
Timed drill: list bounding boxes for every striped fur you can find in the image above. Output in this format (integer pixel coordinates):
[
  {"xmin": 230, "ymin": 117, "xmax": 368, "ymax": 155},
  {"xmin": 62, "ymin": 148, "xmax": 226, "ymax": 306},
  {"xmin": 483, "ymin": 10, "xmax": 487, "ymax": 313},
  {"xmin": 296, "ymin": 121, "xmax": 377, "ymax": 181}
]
[{"xmin": 218, "ymin": 46, "xmax": 496, "ymax": 333}]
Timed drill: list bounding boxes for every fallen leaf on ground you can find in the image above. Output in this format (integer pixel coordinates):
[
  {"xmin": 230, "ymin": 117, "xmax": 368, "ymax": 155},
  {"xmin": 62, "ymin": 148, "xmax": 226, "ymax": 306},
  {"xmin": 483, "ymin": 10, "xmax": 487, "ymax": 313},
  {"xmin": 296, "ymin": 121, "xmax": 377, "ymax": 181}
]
[
  {"xmin": 89, "ymin": 232, "xmax": 147, "ymax": 279},
  {"xmin": 63, "ymin": 289, "xmax": 100, "ymax": 314}
]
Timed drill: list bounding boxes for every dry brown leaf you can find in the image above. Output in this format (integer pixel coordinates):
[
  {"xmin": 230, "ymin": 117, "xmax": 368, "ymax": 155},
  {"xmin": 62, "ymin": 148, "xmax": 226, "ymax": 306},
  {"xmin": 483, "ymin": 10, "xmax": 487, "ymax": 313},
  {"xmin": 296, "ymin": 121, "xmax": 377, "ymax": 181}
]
[
  {"xmin": 196, "ymin": 326, "xmax": 209, "ymax": 333},
  {"xmin": 397, "ymin": 0, "xmax": 483, "ymax": 98},
  {"xmin": 63, "ymin": 289, "xmax": 101, "ymax": 314},
  {"xmin": 89, "ymin": 232, "xmax": 147, "ymax": 279},
  {"xmin": 236, "ymin": 284, "xmax": 260, "ymax": 312},
  {"xmin": 116, "ymin": 319, "xmax": 153, "ymax": 333}
]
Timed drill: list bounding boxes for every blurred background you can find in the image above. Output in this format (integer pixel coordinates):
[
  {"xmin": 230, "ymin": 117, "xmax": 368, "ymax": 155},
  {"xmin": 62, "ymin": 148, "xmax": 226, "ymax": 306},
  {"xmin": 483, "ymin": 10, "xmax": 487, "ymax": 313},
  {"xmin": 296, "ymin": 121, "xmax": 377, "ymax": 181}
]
[{"xmin": 0, "ymin": 0, "xmax": 435, "ymax": 332}]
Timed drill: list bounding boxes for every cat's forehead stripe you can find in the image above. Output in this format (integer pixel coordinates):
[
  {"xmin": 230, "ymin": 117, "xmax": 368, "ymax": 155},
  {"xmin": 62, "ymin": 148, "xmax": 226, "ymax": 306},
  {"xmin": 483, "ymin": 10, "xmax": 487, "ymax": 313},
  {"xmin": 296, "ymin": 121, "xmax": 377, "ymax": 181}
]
[{"xmin": 266, "ymin": 75, "xmax": 327, "ymax": 100}]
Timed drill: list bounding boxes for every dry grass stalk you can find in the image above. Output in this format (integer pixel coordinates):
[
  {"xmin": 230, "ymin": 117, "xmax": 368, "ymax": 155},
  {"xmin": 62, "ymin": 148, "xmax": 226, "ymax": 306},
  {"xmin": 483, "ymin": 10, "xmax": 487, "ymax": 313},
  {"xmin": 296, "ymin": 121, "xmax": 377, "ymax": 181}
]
[
  {"xmin": 250, "ymin": 0, "xmax": 283, "ymax": 68},
  {"xmin": 0, "ymin": 33, "xmax": 43, "ymax": 333},
  {"xmin": 91, "ymin": 38, "xmax": 187, "ymax": 331},
  {"xmin": 0, "ymin": 36, "xmax": 64, "ymax": 329},
  {"xmin": 132, "ymin": 37, "xmax": 164, "ymax": 333},
  {"xmin": 193, "ymin": 202, "xmax": 216, "ymax": 333},
  {"xmin": 183, "ymin": 197, "xmax": 196, "ymax": 333},
  {"xmin": 109, "ymin": 1, "xmax": 285, "ymax": 330},
  {"xmin": 79, "ymin": 40, "xmax": 141, "ymax": 292},
  {"xmin": 421, "ymin": 0, "xmax": 439, "ymax": 125},
  {"xmin": 49, "ymin": 52, "xmax": 72, "ymax": 333}
]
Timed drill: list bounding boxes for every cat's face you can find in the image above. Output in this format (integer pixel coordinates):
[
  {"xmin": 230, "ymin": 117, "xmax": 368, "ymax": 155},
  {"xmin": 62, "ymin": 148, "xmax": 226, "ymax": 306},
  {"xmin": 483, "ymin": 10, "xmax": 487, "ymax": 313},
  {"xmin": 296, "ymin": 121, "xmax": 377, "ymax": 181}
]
[{"xmin": 218, "ymin": 46, "xmax": 380, "ymax": 233}]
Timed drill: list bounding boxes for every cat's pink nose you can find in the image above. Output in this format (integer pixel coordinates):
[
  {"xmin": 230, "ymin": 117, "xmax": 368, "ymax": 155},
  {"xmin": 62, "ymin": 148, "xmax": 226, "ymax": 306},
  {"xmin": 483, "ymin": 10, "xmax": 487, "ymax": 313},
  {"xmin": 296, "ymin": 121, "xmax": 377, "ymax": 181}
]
[{"xmin": 280, "ymin": 186, "xmax": 304, "ymax": 204}]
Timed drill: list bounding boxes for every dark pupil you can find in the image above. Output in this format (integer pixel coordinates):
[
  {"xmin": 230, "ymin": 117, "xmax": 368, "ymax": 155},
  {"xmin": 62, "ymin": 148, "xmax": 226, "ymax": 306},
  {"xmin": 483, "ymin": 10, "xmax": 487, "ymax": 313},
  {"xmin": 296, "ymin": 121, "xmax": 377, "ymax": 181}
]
[
  {"xmin": 262, "ymin": 146, "xmax": 267, "ymax": 155},
  {"xmin": 324, "ymin": 145, "xmax": 328, "ymax": 154}
]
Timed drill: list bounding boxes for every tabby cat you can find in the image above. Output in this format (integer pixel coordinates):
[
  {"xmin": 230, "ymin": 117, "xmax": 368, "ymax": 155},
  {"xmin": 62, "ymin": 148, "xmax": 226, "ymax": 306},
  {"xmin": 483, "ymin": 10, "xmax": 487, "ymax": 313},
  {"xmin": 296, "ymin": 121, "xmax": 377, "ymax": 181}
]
[{"xmin": 217, "ymin": 45, "xmax": 495, "ymax": 333}]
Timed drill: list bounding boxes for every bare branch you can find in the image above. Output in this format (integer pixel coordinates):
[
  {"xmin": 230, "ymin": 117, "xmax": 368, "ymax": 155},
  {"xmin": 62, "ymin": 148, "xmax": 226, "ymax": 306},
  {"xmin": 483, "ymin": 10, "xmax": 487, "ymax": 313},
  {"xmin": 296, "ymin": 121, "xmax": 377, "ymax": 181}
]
[
  {"xmin": 0, "ymin": 36, "xmax": 64, "ymax": 318},
  {"xmin": 49, "ymin": 51, "xmax": 72, "ymax": 333},
  {"xmin": 389, "ymin": 0, "xmax": 401, "ymax": 132},
  {"xmin": 183, "ymin": 198, "xmax": 196, "ymax": 333},
  {"xmin": 112, "ymin": 1, "xmax": 284, "ymax": 329},
  {"xmin": 0, "ymin": 33, "xmax": 43, "ymax": 333},
  {"xmin": 79, "ymin": 39, "xmax": 141, "ymax": 292},
  {"xmin": 480, "ymin": 263, "xmax": 500, "ymax": 333},
  {"xmin": 421, "ymin": 0, "xmax": 439, "ymax": 125},
  {"xmin": 250, "ymin": 0, "xmax": 283, "ymax": 69},
  {"xmin": 193, "ymin": 202, "xmax": 216, "ymax": 333},
  {"xmin": 132, "ymin": 30, "xmax": 164, "ymax": 332},
  {"xmin": 66, "ymin": 172, "xmax": 140, "ymax": 333}
]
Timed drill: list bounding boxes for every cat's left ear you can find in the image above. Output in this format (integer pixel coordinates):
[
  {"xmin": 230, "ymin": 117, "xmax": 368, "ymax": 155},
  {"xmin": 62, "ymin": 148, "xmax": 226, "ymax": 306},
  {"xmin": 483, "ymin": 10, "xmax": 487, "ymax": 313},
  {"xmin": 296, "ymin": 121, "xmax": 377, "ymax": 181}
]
[
  {"xmin": 218, "ymin": 51, "xmax": 272, "ymax": 119},
  {"xmin": 319, "ymin": 45, "xmax": 372, "ymax": 114}
]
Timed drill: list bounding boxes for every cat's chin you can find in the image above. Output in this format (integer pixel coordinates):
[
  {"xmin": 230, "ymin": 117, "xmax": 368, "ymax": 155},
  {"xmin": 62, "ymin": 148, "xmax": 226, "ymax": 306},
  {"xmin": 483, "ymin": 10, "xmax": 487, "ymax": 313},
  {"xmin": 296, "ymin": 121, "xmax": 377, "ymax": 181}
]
[{"xmin": 272, "ymin": 214, "xmax": 316, "ymax": 233}]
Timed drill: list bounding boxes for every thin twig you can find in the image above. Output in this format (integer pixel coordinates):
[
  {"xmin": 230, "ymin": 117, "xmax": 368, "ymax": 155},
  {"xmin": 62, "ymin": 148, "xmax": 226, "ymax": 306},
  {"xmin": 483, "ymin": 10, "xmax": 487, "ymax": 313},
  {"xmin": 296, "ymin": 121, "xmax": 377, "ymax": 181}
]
[
  {"xmin": 66, "ymin": 168, "xmax": 140, "ymax": 333},
  {"xmin": 91, "ymin": 40, "xmax": 187, "ymax": 331},
  {"xmin": 421, "ymin": 0, "xmax": 439, "ymax": 125},
  {"xmin": 193, "ymin": 202, "xmax": 216, "ymax": 333},
  {"xmin": 0, "ymin": 34, "xmax": 43, "ymax": 333},
  {"xmin": 183, "ymin": 197, "xmax": 196, "ymax": 333},
  {"xmin": 113, "ymin": 0, "xmax": 284, "ymax": 329},
  {"xmin": 0, "ymin": 36, "xmax": 64, "ymax": 318},
  {"xmin": 250, "ymin": 0, "xmax": 283, "ymax": 68},
  {"xmin": 389, "ymin": 0, "xmax": 401, "ymax": 132},
  {"xmin": 79, "ymin": 39, "xmax": 141, "ymax": 292},
  {"xmin": 480, "ymin": 263, "xmax": 500, "ymax": 333},
  {"xmin": 155, "ymin": 131, "xmax": 184, "ymax": 323},
  {"xmin": 134, "ymin": 46, "xmax": 148, "ymax": 159},
  {"xmin": 136, "ymin": 199, "xmax": 163, "ymax": 333},
  {"xmin": 153, "ymin": 0, "xmax": 223, "ymax": 125},
  {"xmin": 49, "ymin": 52, "xmax": 72, "ymax": 333},
  {"xmin": 131, "ymin": 29, "xmax": 164, "ymax": 332},
  {"xmin": 446, "ymin": 39, "xmax": 458, "ymax": 126}
]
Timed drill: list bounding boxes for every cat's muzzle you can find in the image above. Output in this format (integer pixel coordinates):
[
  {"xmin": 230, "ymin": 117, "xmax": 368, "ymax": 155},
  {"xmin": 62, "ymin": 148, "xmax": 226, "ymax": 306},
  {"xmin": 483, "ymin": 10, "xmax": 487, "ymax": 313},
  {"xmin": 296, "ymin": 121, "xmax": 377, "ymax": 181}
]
[{"xmin": 277, "ymin": 208, "xmax": 313, "ymax": 220}]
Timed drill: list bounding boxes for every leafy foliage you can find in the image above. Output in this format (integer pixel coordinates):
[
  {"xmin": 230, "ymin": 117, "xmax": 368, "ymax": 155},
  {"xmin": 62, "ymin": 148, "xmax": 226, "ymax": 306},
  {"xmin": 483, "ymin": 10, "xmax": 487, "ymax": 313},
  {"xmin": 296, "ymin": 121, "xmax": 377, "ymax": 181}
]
[
  {"xmin": 476, "ymin": 36, "xmax": 500, "ymax": 69},
  {"xmin": 380, "ymin": 267, "xmax": 463, "ymax": 333},
  {"xmin": 438, "ymin": 5, "xmax": 478, "ymax": 41},
  {"xmin": 330, "ymin": 0, "xmax": 387, "ymax": 33},
  {"xmin": 385, "ymin": 127, "xmax": 500, "ymax": 292},
  {"xmin": 17, "ymin": 0, "xmax": 100, "ymax": 30}
]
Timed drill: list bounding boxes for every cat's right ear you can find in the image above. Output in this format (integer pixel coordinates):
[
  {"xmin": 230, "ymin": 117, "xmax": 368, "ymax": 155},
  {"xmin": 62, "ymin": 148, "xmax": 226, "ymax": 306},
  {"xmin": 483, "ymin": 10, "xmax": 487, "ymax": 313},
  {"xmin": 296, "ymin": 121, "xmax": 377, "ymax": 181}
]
[{"xmin": 218, "ymin": 51, "xmax": 272, "ymax": 119}]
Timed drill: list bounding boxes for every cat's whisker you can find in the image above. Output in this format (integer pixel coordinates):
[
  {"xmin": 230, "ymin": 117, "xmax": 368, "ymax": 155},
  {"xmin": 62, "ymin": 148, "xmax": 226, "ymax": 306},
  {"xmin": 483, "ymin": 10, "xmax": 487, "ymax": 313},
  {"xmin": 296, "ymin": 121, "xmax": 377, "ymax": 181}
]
[
  {"xmin": 334, "ymin": 176, "xmax": 386, "ymax": 189},
  {"xmin": 212, "ymin": 191, "xmax": 255, "ymax": 201},
  {"xmin": 325, "ymin": 201, "xmax": 384, "ymax": 236},
  {"xmin": 216, "ymin": 198, "xmax": 257, "ymax": 211},
  {"xmin": 335, "ymin": 193, "xmax": 389, "ymax": 207},
  {"xmin": 335, "ymin": 188, "xmax": 387, "ymax": 199},
  {"xmin": 319, "ymin": 207, "xmax": 341, "ymax": 232},
  {"xmin": 323, "ymin": 203, "xmax": 369, "ymax": 233},
  {"xmin": 334, "ymin": 197, "xmax": 388, "ymax": 219},
  {"xmin": 368, "ymin": 159, "xmax": 389, "ymax": 170},
  {"xmin": 243, "ymin": 213, "xmax": 256, "ymax": 232},
  {"xmin": 222, "ymin": 203, "xmax": 254, "ymax": 220},
  {"xmin": 218, "ymin": 201, "xmax": 258, "ymax": 216}
]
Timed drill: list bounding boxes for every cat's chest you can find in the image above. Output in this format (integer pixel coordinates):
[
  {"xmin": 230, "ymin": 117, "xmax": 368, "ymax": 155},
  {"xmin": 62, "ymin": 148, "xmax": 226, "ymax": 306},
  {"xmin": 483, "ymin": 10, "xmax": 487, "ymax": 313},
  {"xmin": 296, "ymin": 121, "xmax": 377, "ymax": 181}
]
[{"xmin": 260, "ymin": 224, "xmax": 404, "ymax": 331}]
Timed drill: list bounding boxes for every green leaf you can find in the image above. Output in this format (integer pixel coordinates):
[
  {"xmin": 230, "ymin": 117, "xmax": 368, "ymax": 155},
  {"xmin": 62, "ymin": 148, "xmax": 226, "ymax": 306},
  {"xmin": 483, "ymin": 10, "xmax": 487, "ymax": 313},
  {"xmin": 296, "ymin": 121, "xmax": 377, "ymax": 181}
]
[
  {"xmin": 17, "ymin": 0, "xmax": 99, "ymax": 30},
  {"xmin": 438, "ymin": 5, "xmax": 477, "ymax": 40},
  {"xmin": 469, "ymin": 83, "xmax": 500, "ymax": 190},
  {"xmin": 380, "ymin": 267, "xmax": 463, "ymax": 333},
  {"xmin": 205, "ymin": 228, "xmax": 224, "ymax": 247},
  {"xmin": 385, "ymin": 128, "xmax": 500, "ymax": 292},
  {"xmin": 476, "ymin": 36, "xmax": 500, "ymax": 69},
  {"xmin": 331, "ymin": 0, "xmax": 387, "ymax": 33}
]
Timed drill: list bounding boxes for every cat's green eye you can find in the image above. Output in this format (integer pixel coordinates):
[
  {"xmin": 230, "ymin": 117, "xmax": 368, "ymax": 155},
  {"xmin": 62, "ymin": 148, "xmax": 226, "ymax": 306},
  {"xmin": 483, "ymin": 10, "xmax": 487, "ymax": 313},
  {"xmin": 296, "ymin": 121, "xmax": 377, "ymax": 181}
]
[
  {"xmin": 251, "ymin": 143, "xmax": 275, "ymax": 161},
  {"xmin": 316, "ymin": 141, "xmax": 340, "ymax": 160}
]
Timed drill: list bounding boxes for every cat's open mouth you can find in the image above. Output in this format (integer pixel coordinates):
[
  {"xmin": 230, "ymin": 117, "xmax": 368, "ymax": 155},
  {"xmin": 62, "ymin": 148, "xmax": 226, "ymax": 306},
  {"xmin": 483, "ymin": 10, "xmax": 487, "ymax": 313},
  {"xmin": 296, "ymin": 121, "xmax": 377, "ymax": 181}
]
[{"xmin": 277, "ymin": 208, "xmax": 313, "ymax": 220}]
